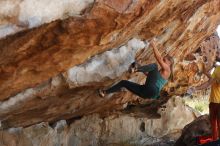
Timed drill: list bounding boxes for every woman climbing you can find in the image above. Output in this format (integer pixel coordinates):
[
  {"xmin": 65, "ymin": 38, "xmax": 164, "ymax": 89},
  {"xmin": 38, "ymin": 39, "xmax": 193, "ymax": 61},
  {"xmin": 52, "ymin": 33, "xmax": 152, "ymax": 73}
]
[{"xmin": 99, "ymin": 39, "xmax": 174, "ymax": 99}]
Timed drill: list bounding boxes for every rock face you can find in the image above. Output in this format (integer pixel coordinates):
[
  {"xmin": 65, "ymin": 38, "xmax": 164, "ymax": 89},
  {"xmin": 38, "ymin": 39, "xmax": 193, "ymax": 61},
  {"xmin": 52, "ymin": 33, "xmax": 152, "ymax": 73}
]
[
  {"xmin": 175, "ymin": 115, "xmax": 211, "ymax": 146},
  {"xmin": 0, "ymin": 0, "xmax": 219, "ymax": 137},
  {"xmin": 164, "ymin": 34, "xmax": 220, "ymax": 96},
  {"xmin": 0, "ymin": 96, "xmax": 196, "ymax": 146},
  {"xmin": 0, "ymin": 0, "xmax": 219, "ymax": 145}
]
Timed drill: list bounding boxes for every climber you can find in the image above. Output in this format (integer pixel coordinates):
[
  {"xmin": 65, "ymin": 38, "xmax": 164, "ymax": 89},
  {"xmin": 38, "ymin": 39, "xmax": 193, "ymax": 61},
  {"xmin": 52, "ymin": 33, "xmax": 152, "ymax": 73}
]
[
  {"xmin": 187, "ymin": 49, "xmax": 220, "ymax": 141},
  {"xmin": 99, "ymin": 39, "xmax": 174, "ymax": 99}
]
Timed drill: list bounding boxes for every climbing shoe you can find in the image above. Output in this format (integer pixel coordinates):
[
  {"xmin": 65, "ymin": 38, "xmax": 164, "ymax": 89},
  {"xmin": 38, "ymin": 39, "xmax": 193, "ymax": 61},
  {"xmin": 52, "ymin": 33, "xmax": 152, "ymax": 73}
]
[
  {"xmin": 98, "ymin": 89, "xmax": 106, "ymax": 98},
  {"xmin": 129, "ymin": 62, "xmax": 138, "ymax": 73}
]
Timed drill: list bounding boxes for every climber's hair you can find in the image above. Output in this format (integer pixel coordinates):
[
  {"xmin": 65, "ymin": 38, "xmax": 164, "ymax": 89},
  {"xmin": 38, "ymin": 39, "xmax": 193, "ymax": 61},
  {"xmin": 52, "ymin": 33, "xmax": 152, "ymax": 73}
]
[{"xmin": 164, "ymin": 54, "xmax": 174, "ymax": 81}]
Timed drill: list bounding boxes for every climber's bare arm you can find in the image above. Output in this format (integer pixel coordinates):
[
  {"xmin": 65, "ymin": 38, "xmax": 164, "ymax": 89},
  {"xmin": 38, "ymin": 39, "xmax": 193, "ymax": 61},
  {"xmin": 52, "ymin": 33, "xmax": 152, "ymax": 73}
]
[{"xmin": 150, "ymin": 40, "xmax": 169, "ymax": 72}]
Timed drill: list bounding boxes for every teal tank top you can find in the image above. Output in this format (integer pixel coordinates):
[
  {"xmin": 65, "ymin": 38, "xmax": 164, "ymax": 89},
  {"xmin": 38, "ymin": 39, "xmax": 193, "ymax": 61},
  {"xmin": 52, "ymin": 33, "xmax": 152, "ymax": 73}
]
[{"xmin": 155, "ymin": 74, "xmax": 168, "ymax": 91}]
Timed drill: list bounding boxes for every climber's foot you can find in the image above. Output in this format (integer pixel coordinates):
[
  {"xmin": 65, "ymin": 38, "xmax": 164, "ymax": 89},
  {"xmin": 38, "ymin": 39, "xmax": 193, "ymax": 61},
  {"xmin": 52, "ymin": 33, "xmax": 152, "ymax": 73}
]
[
  {"xmin": 98, "ymin": 89, "xmax": 106, "ymax": 98},
  {"xmin": 129, "ymin": 62, "xmax": 138, "ymax": 73}
]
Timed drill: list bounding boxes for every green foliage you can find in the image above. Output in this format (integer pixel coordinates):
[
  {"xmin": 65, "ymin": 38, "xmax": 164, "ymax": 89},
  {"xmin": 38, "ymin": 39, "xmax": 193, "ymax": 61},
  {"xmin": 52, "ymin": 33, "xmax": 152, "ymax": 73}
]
[
  {"xmin": 184, "ymin": 95, "xmax": 209, "ymax": 114},
  {"xmin": 195, "ymin": 104, "xmax": 205, "ymax": 112}
]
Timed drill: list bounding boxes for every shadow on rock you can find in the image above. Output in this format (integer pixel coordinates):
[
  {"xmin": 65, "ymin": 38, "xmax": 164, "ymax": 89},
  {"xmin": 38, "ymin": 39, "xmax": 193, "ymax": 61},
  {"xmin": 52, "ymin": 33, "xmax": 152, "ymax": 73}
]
[{"xmin": 175, "ymin": 115, "xmax": 211, "ymax": 146}]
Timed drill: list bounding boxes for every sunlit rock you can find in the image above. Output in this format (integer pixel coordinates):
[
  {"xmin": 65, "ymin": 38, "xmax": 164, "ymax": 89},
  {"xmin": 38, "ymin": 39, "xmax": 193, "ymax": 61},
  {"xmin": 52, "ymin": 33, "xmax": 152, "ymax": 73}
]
[
  {"xmin": 0, "ymin": 97, "xmax": 197, "ymax": 146},
  {"xmin": 0, "ymin": 0, "xmax": 219, "ymax": 145}
]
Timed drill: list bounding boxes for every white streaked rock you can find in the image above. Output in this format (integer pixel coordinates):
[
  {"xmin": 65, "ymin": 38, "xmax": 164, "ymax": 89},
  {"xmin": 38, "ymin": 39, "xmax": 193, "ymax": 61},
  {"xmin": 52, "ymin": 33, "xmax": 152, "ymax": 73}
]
[{"xmin": 65, "ymin": 38, "xmax": 148, "ymax": 87}]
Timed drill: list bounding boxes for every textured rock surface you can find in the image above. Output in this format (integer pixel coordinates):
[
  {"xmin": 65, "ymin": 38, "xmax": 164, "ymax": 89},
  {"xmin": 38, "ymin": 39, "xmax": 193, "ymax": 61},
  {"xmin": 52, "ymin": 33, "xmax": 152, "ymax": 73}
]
[
  {"xmin": 0, "ymin": 0, "xmax": 94, "ymax": 37},
  {"xmin": 164, "ymin": 34, "xmax": 220, "ymax": 96},
  {"xmin": 175, "ymin": 115, "xmax": 211, "ymax": 146},
  {"xmin": 0, "ymin": 0, "xmax": 219, "ymax": 129},
  {"xmin": 0, "ymin": 0, "xmax": 219, "ymax": 145},
  {"xmin": 0, "ymin": 0, "xmax": 220, "ymax": 101},
  {"xmin": 0, "ymin": 38, "xmax": 150, "ymax": 128},
  {"xmin": 0, "ymin": 97, "xmax": 196, "ymax": 146}
]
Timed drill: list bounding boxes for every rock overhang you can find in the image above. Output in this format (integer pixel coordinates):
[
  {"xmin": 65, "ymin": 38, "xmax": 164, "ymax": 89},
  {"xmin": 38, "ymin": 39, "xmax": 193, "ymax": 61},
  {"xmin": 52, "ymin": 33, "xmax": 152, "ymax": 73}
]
[{"xmin": 0, "ymin": 0, "xmax": 219, "ymax": 128}]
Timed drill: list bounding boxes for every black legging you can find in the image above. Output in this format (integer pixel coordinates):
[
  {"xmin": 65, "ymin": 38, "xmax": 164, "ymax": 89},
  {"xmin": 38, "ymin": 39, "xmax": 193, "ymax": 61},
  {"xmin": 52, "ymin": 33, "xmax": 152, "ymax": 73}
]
[{"xmin": 105, "ymin": 63, "xmax": 160, "ymax": 99}]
